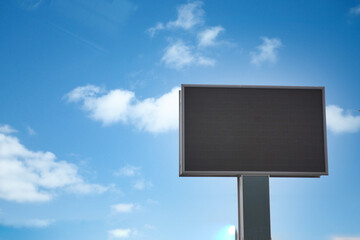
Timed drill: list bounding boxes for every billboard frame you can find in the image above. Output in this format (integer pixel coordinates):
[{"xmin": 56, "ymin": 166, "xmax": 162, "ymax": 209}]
[{"xmin": 179, "ymin": 84, "xmax": 328, "ymax": 177}]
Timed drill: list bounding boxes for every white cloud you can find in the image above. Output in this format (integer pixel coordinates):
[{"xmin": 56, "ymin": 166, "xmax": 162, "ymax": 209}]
[
  {"xmin": 350, "ymin": 5, "xmax": 360, "ymax": 15},
  {"xmin": 250, "ymin": 37, "xmax": 282, "ymax": 66},
  {"xmin": 326, "ymin": 105, "xmax": 360, "ymax": 133},
  {"xmin": 114, "ymin": 165, "xmax": 140, "ymax": 177},
  {"xmin": 66, "ymin": 86, "xmax": 134, "ymax": 125},
  {"xmin": 0, "ymin": 132, "xmax": 106, "ymax": 203},
  {"xmin": 0, "ymin": 124, "xmax": 17, "ymax": 134},
  {"xmin": 66, "ymin": 85, "xmax": 103, "ymax": 102},
  {"xmin": 66, "ymin": 85, "xmax": 180, "ymax": 133},
  {"xmin": 147, "ymin": 1, "xmax": 224, "ymax": 69},
  {"xmin": 197, "ymin": 26, "xmax": 224, "ymax": 47},
  {"xmin": 162, "ymin": 41, "xmax": 194, "ymax": 69},
  {"xmin": 147, "ymin": 1, "xmax": 204, "ymax": 36},
  {"xmin": 66, "ymin": 182, "xmax": 106, "ymax": 194},
  {"xmin": 333, "ymin": 237, "xmax": 360, "ymax": 240},
  {"xmin": 111, "ymin": 203, "xmax": 135, "ymax": 213},
  {"xmin": 147, "ymin": 22, "xmax": 164, "ymax": 37},
  {"xmin": 167, "ymin": 1, "xmax": 204, "ymax": 30},
  {"xmin": 162, "ymin": 41, "xmax": 215, "ymax": 69},
  {"xmin": 134, "ymin": 180, "xmax": 153, "ymax": 190},
  {"xmin": 131, "ymin": 87, "xmax": 180, "ymax": 132},
  {"xmin": 108, "ymin": 228, "xmax": 132, "ymax": 239}
]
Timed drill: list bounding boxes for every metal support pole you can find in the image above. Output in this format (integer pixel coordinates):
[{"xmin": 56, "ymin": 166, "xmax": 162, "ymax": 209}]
[
  {"xmin": 237, "ymin": 176, "xmax": 271, "ymax": 240},
  {"xmin": 237, "ymin": 176, "xmax": 244, "ymax": 240}
]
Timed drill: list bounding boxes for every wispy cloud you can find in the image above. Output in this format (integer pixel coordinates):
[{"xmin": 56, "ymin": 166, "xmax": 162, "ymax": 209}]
[
  {"xmin": 108, "ymin": 228, "xmax": 135, "ymax": 239},
  {"xmin": 0, "ymin": 218, "xmax": 54, "ymax": 228},
  {"xmin": 51, "ymin": 24, "xmax": 107, "ymax": 53},
  {"xmin": 147, "ymin": 1, "xmax": 204, "ymax": 37},
  {"xmin": 162, "ymin": 41, "xmax": 215, "ymax": 69},
  {"xmin": 65, "ymin": 85, "xmax": 180, "ymax": 133},
  {"xmin": 111, "ymin": 203, "xmax": 136, "ymax": 213},
  {"xmin": 326, "ymin": 105, "xmax": 360, "ymax": 133},
  {"xmin": 162, "ymin": 41, "xmax": 194, "ymax": 69},
  {"xmin": 148, "ymin": 1, "xmax": 225, "ymax": 70},
  {"xmin": 114, "ymin": 164, "xmax": 140, "ymax": 177},
  {"xmin": 147, "ymin": 23, "xmax": 165, "ymax": 38},
  {"xmin": 45, "ymin": 0, "xmax": 136, "ymax": 37},
  {"xmin": 167, "ymin": 1, "xmax": 204, "ymax": 30},
  {"xmin": 197, "ymin": 26, "xmax": 224, "ymax": 47},
  {"xmin": 26, "ymin": 126, "xmax": 36, "ymax": 136},
  {"xmin": 113, "ymin": 164, "xmax": 152, "ymax": 191},
  {"xmin": 20, "ymin": 0, "xmax": 43, "ymax": 11},
  {"xmin": 350, "ymin": 4, "xmax": 360, "ymax": 15},
  {"xmin": 114, "ymin": 165, "xmax": 140, "ymax": 177},
  {"xmin": 0, "ymin": 124, "xmax": 17, "ymax": 134},
  {"xmin": 133, "ymin": 179, "xmax": 153, "ymax": 190},
  {"xmin": 250, "ymin": 37, "xmax": 282, "ymax": 66},
  {"xmin": 0, "ymin": 130, "xmax": 106, "ymax": 203}
]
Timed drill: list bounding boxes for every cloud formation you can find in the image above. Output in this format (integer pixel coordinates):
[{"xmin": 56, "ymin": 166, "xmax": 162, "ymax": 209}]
[
  {"xmin": 0, "ymin": 124, "xmax": 17, "ymax": 134},
  {"xmin": 133, "ymin": 179, "xmax": 153, "ymax": 190},
  {"xmin": 147, "ymin": 23, "xmax": 165, "ymax": 37},
  {"xmin": 167, "ymin": 1, "xmax": 204, "ymax": 30},
  {"xmin": 108, "ymin": 228, "xmax": 133, "ymax": 239},
  {"xmin": 114, "ymin": 165, "xmax": 140, "ymax": 177},
  {"xmin": 162, "ymin": 41, "xmax": 215, "ymax": 69},
  {"xmin": 148, "ymin": 1, "xmax": 224, "ymax": 70},
  {"xmin": 111, "ymin": 203, "xmax": 135, "ymax": 213},
  {"xmin": 197, "ymin": 26, "xmax": 224, "ymax": 47},
  {"xmin": 147, "ymin": 1, "xmax": 204, "ymax": 37},
  {"xmin": 326, "ymin": 105, "xmax": 360, "ymax": 133},
  {"xmin": 350, "ymin": 4, "xmax": 360, "ymax": 15},
  {"xmin": 66, "ymin": 85, "xmax": 180, "ymax": 133},
  {"xmin": 250, "ymin": 37, "xmax": 282, "ymax": 66},
  {"xmin": 0, "ymin": 130, "xmax": 106, "ymax": 203}
]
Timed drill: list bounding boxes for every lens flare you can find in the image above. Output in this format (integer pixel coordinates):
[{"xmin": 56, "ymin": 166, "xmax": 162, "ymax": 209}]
[
  {"xmin": 217, "ymin": 225, "xmax": 236, "ymax": 240},
  {"xmin": 228, "ymin": 225, "xmax": 236, "ymax": 235}
]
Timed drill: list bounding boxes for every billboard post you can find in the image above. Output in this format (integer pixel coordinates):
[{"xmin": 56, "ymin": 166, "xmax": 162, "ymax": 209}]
[{"xmin": 237, "ymin": 176, "xmax": 271, "ymax": 240}]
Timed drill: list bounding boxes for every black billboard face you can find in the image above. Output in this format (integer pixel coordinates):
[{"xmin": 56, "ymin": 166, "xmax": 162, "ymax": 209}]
[{"xmin": 179, "ymin": 85, "xmax": 328, "ymax": 177}]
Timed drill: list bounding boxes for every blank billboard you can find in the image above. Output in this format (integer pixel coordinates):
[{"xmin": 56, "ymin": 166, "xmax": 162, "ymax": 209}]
[{"xmin": 179, "ymin": 85, "xmax": 328, "ymax": 177}]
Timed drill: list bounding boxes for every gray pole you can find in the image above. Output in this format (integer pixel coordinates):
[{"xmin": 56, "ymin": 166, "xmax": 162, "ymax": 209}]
[
  {"xmin": 237, "ymin": 176, "xmax": 244, "ymax": 240},
  {"xmin": 237, "ymin": 176, "xmax": 271, "ymax": 240}
]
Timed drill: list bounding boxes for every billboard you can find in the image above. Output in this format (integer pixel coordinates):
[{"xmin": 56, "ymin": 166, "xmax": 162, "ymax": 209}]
[{"xmin": 179, "ymin": 85, "xmax": 328, "ymax": 177}]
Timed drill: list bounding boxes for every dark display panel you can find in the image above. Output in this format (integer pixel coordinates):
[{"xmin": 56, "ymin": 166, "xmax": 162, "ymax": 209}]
[{"xmin": 180, "ymin": 85, "xmax": 328, "ymax": 177}]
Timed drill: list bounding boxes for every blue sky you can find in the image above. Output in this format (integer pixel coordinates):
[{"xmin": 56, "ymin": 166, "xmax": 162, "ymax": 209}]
[{"xmin": 1, "ymin": 0, "xmax": 360, "ymax": 239}]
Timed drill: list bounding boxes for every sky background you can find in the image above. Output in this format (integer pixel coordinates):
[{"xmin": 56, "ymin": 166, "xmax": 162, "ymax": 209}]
[{"xmin": 1, "ymin": 0, "xmax": 360, "ymax": 240}]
